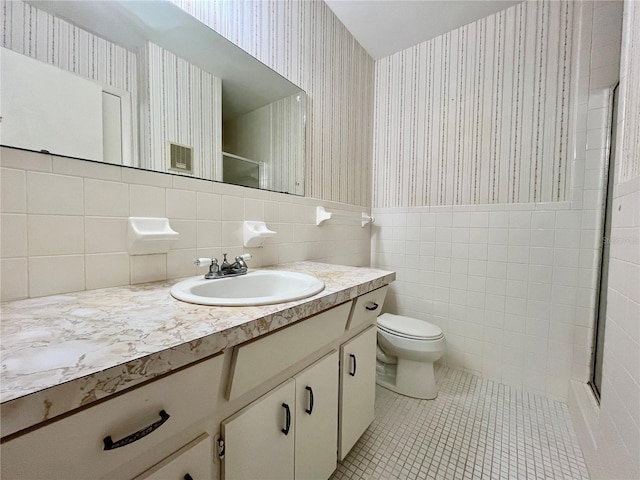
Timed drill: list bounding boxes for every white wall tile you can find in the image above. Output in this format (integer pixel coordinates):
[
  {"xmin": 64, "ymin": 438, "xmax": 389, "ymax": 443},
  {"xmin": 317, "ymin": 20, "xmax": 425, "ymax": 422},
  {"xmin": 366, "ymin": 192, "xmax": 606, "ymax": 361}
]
[
  {"xmin": 509, "ymin": 211, "xmax": 531, "ymax": 228},
  {"xmin": 468, "ymin": 244, "xmax": 488, "ymax": 261},
  {"xmin": 555, "ymin": 210, "xmax": 582, "ymax": 230},
  {"xmin": 531, "ymin": 211, "xmax": 556, "ymax": 229},
  {"xmin": 170, "ymin": 220, "xmax": 197, "ymax": 250},
  {"xmin": 531, "ymin": 229, "xmax": 555, "ymax": 247},
  {"xmin": 122, "ymin": 168, "xmax": 173, "ymax": 188},
  {"xmin": 220, "ymin": 195, "xmax": 244, "ymax": 222},
  {"xmin": 85, "ymin": 253, "xmax": 129, "ymax": 290},
  {"xmin": 54, "ymin": 157, "xmax": 122, "ymax": 182},
  {"xmin": 244, "ymin": 198, "xmax": 264, "ymax": 221},
  {"xmin": 553, "ymin": 248, "xmax": 580, "ymax": 267},
  {"xmin": 470, "ymin": 212, "xmax": 489, "ymax": 228},
  {"xmin": 129, "ymin": 185, "xmax": 166, "ymax": 217},
  {"xmin": 29, "ymin": 255, "xmax": 84, "ymax": 297},
  {"xmin": 555, "ymin": 229, "xmax": 581, "ymax": 248},
  {"xmin": 27, "ymin": 172, "xmax": 83, "ymax": 215},
  {"xmin": 0, "ymin": 258, "xmax": 28, "ymax": 301},
  {"xmin": 84, "ymin": 179, "xmax": 129, "ymax": 217},
  {"xmin": 509, "ymin": 229, "xmax": 530, "ymax": 246},
  {"xmin": 28, "ymin": 215, "xmax": 84, "ymax": 256},
  {"xmin": 172, "ymin": 175, "xmax": 213, "ymax": 193},
  {"xmin": 1, "ymin": 168, "xmax": 26, "ymax": 213},
  {"xmin": 166, "ymin": 189, "xmax": 196, "ymax": 220},
  {"xmin": 452, "ymin": 212, "xmax": 470, "ymax": 227},
  {"xmin": 130, "ymin": 254, "xmax": 166, "ymax": 284},
  {"xmin": 488, "ymin": 245, "xmax": 508, "ymax": 262},
  {"xmin": 221, "ymin": 222, "xmax": 243, "ymax": 247},
  {"xmin": 1, "ymin": 214, "xmax": 27, "ymax": 258},
  {"xmin": 469, "ymin": 228, "xmax": 488, "ymax": 244},
  {"xmin": 488, "ymin": 228, "xmax": 508, "ymax": 245},
  {"xmin": 166, "ymin": 249, "xmax": 198, "ymax": 279},
  {"xmin": 508, "ymin": 246, "xmax": 530, "ymax": 264},
  {"xmin": 196, "ymin": 192, "xmax": 221, "ymax": 220},
  {"xmin": 85, "ymin": 217, "xmax": 128, "ymax": 254},
  {"xmin": 1, "ymin": 147, "xmax": 52, "ymax": 172},
  {"xmin": 489, "ymin": 211, "xmax": 509, "ymax": 228},
  {"xmin": 196, "ymin": 221, "xmax": 222, "ymax": 249}
]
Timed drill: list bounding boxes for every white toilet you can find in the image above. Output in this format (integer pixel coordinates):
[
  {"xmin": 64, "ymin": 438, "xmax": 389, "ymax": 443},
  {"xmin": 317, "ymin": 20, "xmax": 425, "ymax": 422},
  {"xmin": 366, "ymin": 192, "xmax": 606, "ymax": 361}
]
[{"xmin": 376, "ymin": 313, "xmax": 446, "ymax": 400}]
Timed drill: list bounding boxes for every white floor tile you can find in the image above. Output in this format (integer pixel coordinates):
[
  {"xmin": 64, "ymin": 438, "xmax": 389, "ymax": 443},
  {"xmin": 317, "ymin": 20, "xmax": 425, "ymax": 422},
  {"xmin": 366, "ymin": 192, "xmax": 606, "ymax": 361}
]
[{"xmin": 331, "ymin": 366, "xmax": 589, "ymax": 480}]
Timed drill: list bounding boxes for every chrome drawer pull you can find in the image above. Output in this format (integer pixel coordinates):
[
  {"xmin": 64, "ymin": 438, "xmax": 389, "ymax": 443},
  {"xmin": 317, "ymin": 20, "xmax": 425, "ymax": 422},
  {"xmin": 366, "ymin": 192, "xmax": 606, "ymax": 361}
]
[{"xmin": 103, "ymin": 410, "xmax": 170, "ymax": 450}]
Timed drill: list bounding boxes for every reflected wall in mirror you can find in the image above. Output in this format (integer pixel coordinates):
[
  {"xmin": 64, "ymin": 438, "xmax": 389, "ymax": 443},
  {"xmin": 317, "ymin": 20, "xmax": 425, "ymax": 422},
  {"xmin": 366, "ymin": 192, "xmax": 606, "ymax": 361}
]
[{"xmin": 0, "ymin": 0, "xmax": 306, "ymax": 195}]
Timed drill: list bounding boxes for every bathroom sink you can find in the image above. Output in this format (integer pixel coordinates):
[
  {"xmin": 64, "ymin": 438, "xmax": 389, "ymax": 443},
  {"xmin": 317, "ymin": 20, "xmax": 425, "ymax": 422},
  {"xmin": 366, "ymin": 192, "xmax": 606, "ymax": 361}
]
[{"xmin": 170, "ymin": 270, "xmax": 325, "ymax": 306}]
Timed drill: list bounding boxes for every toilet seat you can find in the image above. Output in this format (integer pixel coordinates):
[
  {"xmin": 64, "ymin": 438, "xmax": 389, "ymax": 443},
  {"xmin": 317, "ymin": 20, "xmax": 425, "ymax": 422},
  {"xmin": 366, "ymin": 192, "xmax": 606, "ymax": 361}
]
[{"xmin": 377, "ymin": 313, "xmax": 443, "ymax": 340}]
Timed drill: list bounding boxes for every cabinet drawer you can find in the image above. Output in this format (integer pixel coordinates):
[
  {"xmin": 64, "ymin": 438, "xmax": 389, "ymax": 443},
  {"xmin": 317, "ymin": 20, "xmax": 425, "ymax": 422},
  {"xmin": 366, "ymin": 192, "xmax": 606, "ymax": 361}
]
[
  {"xmin": 134, "ymin": 434, "xmax": 213, "ymax": 480},
  {"xmin": 227, "ymin": 302, "xmax": 350, "ymax": 401},
  {"xmin": 347, "ymin": 285, "xmax": 388, "ymax": 330},
  {"xmin": 1, "ymin": 355, "xmax": 224, "ymax": 480}
]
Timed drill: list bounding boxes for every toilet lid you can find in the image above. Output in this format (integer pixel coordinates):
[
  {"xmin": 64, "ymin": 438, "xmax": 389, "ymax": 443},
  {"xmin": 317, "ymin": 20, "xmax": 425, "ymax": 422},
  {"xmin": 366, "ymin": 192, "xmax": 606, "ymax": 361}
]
[{"xmin": 377, "ymin": 313, "xmax": 443, "ymax": 340}]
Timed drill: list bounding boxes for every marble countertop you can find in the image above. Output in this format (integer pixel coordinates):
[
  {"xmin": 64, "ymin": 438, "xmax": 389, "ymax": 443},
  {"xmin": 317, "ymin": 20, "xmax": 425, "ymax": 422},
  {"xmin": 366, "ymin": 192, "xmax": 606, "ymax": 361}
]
[{"xmin": 0, "ymin": 262, "xmax": 394, "ymax": 438}]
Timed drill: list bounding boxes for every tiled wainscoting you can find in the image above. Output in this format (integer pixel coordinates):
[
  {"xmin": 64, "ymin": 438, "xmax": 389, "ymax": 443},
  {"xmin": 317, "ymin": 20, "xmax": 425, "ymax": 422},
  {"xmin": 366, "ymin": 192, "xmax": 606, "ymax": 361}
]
[
  {"xmin": 371, "ymin": 202, "xmax": 601, "ymax": 402},
  {"xmin": 331, "ymin": 366, "xmax": 589, "ymax": 480},
  {"xmin": 0, "ymin": 147, "xmax": 372, "ymax": 301}
]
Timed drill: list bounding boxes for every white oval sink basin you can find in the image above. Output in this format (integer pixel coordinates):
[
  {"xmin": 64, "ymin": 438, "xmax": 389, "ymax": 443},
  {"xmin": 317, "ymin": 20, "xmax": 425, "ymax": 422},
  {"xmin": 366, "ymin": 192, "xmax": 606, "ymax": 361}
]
[{"xmin": 170, "ymin": 270, "xmax": 325, "ymax": 306}]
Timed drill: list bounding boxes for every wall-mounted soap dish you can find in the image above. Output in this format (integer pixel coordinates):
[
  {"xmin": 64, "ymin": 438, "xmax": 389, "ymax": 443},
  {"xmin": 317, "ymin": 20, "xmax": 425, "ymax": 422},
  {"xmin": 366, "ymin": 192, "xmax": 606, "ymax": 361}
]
[
  {"xmin": 128, "ymin": 217, "xmax": 180, "ymax": 255},
  {"xmin": 243, "ymin": 221, "xmax": 276, "ymax": 248}
]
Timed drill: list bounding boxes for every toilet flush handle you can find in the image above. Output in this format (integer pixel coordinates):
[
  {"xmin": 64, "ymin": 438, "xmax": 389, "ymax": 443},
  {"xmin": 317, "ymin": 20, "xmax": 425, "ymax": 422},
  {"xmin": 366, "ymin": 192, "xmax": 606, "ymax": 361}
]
[{"xmin": 365, "ymin": 302, "xmax": 379, "ymax": 311}]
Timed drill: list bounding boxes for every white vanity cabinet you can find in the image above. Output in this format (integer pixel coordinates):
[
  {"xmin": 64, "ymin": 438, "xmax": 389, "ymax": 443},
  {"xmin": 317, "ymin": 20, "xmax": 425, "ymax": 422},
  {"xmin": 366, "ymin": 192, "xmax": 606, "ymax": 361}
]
[
  {"xmin": 222, "ymin": 352, "xmax": 339, "ymax": 480},
  {"xmin": 220, "ymin": 286, "xmax": 388, "ymax": 479},
  {"xmin": 0, "ymin": 355, "xmax": 224, "ymax": 480},
  {"xmin": 0, "ymin": 278, "xmax": 391, "ymax": 480},
  {"xmin": 338, "ymin": 325, "xmax": 377, "ymax": 461}
]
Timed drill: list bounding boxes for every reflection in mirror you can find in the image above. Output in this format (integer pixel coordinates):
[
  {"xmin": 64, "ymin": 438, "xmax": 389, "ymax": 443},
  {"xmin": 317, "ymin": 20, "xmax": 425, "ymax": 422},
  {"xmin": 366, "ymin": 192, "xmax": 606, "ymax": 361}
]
[
  {"xmin": 223, "ymin": 153, "xmax": 261, "ymax": 190},
  {"xmin": 0, "ymin": 0, "xmax": 306, "ymax": 195}
]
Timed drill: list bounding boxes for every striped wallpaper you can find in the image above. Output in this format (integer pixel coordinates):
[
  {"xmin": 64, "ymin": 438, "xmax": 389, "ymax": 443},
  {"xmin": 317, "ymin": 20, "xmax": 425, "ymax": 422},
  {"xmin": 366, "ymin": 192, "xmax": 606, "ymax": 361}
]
[
  {"xmin": 172, "ymin": 0, "xmax": 375, "ymax": 207},
  {"xmin": 138, "ymin": 42, "xmax": 223, "ymax": 181},
  {"xmin": 619, "ymin": 0, "xmax": 640, "ymax": 182},
  {"xmin": 372, "ymin": 0, "xmax": 577, "ymax": 208},
  {"xmin": 1, "ymin": 0, "xmax": 139, "ymax": 166}
]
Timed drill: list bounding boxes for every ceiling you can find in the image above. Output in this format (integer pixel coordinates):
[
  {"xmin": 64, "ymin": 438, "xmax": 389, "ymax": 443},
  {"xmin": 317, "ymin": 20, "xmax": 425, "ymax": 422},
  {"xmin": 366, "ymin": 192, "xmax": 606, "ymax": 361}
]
[{"xmin": 324, "ymin": 0, "xmax": 523, "ymax": 60}]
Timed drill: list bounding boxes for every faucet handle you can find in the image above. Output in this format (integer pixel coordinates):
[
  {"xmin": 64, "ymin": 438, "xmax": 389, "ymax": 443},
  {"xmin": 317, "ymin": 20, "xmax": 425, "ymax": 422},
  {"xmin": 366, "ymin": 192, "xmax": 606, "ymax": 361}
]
[
  {"xmin": 235, "ymin": 253, "xmax": 251, "ymax": 269},
  {"xmin": 195, "ymin": 258, "xmax": 213, "ymax": 267}
]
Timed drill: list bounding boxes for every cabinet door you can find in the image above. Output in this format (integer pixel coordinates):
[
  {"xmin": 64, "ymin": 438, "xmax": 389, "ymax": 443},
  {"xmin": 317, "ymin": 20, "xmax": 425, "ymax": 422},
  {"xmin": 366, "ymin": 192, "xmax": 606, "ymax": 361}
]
[
  {"xmin": 338, "ymin": 326, "xmax": 377, "ymax": 460},
  {"xmin": 222, "ymin": 379, "xmax": 295, "ymax": 480},
  {"xmin": 134, "ymin": 434, "xmax": 212, "ymax": 480},
  {"xmin": 294, "ymin": 351, "xmax": 339, "ymax": 480}
]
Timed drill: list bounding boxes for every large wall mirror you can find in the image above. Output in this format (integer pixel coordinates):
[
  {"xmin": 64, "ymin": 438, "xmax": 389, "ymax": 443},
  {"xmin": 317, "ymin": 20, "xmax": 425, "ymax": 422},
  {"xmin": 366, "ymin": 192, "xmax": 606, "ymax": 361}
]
[{"xmin": 0, "ymin": 0, "xmax": 306, "ymax": 195}]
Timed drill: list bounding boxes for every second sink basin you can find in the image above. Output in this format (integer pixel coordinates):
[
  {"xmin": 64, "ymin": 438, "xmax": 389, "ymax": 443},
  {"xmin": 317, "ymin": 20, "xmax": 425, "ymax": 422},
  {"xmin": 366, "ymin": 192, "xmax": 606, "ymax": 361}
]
[{"xmin": 170, "ymin": 270, "xmax": 325, "ymax": 306}]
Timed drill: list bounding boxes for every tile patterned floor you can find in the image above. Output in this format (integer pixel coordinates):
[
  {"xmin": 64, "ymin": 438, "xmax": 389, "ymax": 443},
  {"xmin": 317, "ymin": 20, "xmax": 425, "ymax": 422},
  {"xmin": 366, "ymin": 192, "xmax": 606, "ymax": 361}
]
[{"xmin": 331, "ymin": 366, "xmax": 589, "ymax": 480}]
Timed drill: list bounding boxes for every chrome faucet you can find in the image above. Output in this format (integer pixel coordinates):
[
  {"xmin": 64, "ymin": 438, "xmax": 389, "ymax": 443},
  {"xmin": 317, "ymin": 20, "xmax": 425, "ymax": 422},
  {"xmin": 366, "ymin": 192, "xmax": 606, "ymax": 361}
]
[{"xmin": 195, "ymin": 253, "xmax": 252, "ymax": 279}]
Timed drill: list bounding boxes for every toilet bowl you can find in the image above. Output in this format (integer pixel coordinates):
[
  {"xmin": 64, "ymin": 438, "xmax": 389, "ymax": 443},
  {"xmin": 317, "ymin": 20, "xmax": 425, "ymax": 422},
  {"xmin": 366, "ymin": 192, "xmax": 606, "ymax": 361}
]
[{"xmin": 376, "ymin": 313, "xmax": 446, "ymax": 400}]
